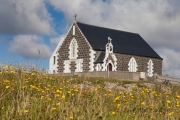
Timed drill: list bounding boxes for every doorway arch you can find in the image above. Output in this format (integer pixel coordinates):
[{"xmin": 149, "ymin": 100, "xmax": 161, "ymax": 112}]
[{"xmin": 107, "ymin": 63, "xmax": 112, "ymax": 71}]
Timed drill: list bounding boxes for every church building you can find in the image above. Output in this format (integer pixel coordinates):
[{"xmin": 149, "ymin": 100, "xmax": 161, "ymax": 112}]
[{"xmin": 49, "ymin": 15, "xmax": 163, "ymax": 77}]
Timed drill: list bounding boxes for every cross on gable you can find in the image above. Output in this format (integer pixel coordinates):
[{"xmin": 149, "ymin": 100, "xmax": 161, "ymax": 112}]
[
  {"xmin": 74, "ymin": 14, "xmax": 77, "ymax": 23},
  {"xmin": 108, "ymin": 37, "xmax": 112, "ymax": 43}
]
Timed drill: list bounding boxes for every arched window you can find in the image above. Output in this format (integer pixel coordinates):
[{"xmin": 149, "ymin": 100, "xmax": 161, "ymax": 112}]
[
  {"xmin": 69, "ymin": 38, "xmax": 78, "ymax": 59},
  {"xmin": 96, "ymin": 64, "xmax": 101, "ymax": 71},
  {"xmin": 147, "ymin": 59, "xmax": 154, "ymax": 77},
  {"xmin": 128, "ymin": 57, "xmax": 138, "ymax": 72}
]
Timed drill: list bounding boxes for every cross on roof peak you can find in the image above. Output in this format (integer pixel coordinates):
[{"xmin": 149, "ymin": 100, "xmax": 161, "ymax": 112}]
[
  {"xmin": 74, "ymin": 14, "xmax": 77, "ymax": 23},
  {"xmin": 108, "ymin": 37, "xmax": 112, "ymax": 43}
]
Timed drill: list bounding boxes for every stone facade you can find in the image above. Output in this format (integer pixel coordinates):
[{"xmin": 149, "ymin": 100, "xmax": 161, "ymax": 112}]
[
  {"xmin": 57, "ymin": 23, "xmax": 92, "ymax": 73},
  {"xmin": 56, "ymin": 21, "xmax": 162, "ymax": 76},
  {"xmin": 93, "ymin": 52, "xmax": 162, "ymax": 75}
]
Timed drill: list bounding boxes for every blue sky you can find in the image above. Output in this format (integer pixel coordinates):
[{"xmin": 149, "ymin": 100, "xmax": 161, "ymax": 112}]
[{"xmin": 0, "ymin": 0, "xmax": 180, "ymax": 78}]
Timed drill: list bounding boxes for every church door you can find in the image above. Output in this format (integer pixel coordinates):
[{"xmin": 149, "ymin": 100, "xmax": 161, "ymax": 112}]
[{"xmin": 107, "ymin": 63, "xmax": 112, "ymax": 71}]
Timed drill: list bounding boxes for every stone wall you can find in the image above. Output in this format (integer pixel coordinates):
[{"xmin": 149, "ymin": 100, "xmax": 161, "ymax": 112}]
[
  {"xmin": 153, "ymin": 74, "xmax": 180, "ymax": 86},
  {"xmin": 57, "ymin": 71, "xmax": 144, "ymax": 81},
  {"xmin": 115, "ymin": 53, "xmax": 162, "ymax": 75}
]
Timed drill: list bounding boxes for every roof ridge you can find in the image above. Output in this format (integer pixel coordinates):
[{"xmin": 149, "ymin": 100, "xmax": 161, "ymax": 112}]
[{"xmin": 77, "ymin": 21, "xmax": 138, "ymax": 35}]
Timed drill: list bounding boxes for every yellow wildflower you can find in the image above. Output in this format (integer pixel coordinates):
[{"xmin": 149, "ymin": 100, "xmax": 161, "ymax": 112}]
[
  {"xmin": 24, "ymin": 110, "xmax": 29, "ymax": 113},
  {"xmin": 112, "ymin": 111, "xmax": 116, "ymax": 115},
  {"xmin": 177, "ymin": 95, "xmax": 180, "ymax": 99},
  {"xmin": 69, "ymin": 116, "xmax": 73, "ymax": 119},
  {"xmin": 141, "ymin": 102, "xmax": 145, "ymax": 105},
  {"xmin": 168, "ymin": 112, "xmax": 174, "ymax": 116},
  {"xmin": 56, "ymin": 102, "xmax": 60, "ymax": 106},
  {"xmin": 167, "ymin": 100, "xmax": 171, "ymax": 104},
  {"xmin": 5, "ymin": 86, "xmax": 10, "ymax": 89},
  {"xmin": 117, "ymin": 104, "xmax": 121, "ymax": 107},
  {"xmin": 52, "ymin": 107, "xmax": 56, "ymax": 110},
  {"xmin": 62, "ymin": 95, "xmax": 65, "ymax": 99}
]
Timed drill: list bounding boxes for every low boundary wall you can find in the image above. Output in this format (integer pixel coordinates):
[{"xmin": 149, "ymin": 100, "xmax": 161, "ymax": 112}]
[
  {"xmin": 57, "ymin": 71, "xmax": 144, "ymax": 81},
  {"xmin": 153, "ymin": 74, "xmax": 180, "ymax": 86}
]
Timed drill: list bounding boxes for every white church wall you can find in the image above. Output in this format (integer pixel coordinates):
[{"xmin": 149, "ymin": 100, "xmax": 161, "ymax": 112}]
[
  {"xmin": 49, "ymin": 53, "xmax": 58, "ymax": 74},
  {"xmin": 49, "ymin": 38, "xmax": 65, "ymax": 74}
]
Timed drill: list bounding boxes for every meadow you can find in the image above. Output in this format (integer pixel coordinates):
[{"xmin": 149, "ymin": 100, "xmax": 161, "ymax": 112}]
[{"xmin": 0, "ymin": 65, "xmax": 180, "ymax": 120}]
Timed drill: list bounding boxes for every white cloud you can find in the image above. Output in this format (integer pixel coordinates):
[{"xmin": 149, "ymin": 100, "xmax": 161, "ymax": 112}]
[
  {"xmin": 50, "ymin": 34, "xmax": 66, "ymax": 50},
  {"xmin": 48, "ymin": 0, "xmax": 180, "ymax": 78},
  {"xmin": 0, "ymin": 0, "xmax": 54, "ymax": 35},
  {"xmin": 156, "ymin": 48, "xmax": 180, "ymax": 78},
  {"xmin": 9, "ymin": 35, "xmax": 52, "ymax": 59},
  {"xmin": 50, "ymin": 34, "xmax": 66, "ymax": 45}
]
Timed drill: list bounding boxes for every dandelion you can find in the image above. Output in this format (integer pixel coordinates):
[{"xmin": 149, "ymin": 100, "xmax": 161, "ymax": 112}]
[
  {"xmin": 24, "ymin": 110, "xmax": 29, "ymax": 113},
  {"xmin": 56, "ymin": 102, "xmax": 60, "ymax": 106},
  {"xmin": 5, "ymin": 86, "xmax": 10, "ymax": 89},
  {"xmin": 141, "ymin": 102, "xmax": 145, "ymax": 105},
  {"xmin": 112, "ymin": 111, "xmax": 116, "ymax": 115},
  {"xmin": 69, "ymin": 116, "xmax": 73, "ymax": 119},
  {"xmin": 176, "ymin": 95, "xmax": 180, "ymax": 99},
  {"xmin": 62, "ymin": 95, "xmax": 65, "ymax": 99},
  {"xmin": 168, "ymin": 112, "xmax": 174, "ymax": 116},
  {"xmin": 52, "ymin": 107, "xmax": 56, "ymax": 110},
  {"xmin": 56, "ymin": 89, "xmax": 60, "ymax": 93},
  {"xmin": 167, "ymin": 100, "xmax": 171, "ymax": 104},
  {"xmin": 117, "ymin": 104, "xmax": 121, "ymax": 107}
]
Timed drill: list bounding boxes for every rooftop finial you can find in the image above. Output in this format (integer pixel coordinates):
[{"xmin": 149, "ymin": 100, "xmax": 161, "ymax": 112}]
[
  {"xmin": 74, "ymin": 14, "xmax": 77, "ymax": 23},
  {"xmin": 108, "ymin": 37, "xmax": 112, "ymax": 43}
]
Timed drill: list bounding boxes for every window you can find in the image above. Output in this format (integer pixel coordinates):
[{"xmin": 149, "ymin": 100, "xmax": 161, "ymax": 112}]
[
  {"xmin": 147, "ymin": 59, "xmax": 154, "ymax": 77},
  {"xmin": 75, "ymin": 59, "xmax": 83, "ymax": 72},
  {"xmin": 69, "ymin": 39, "xmax": 78, "ymax": 59},
  {"xmin": 96, "ymin": 64, "xmax": 101, "ymax": 71},
  {"xmin": 63, "ymin": 60, "xmax": 71, "ymax": 73},
  {"xmin": 53, "ymin": 56, "xmax": 56, "ymax": 64},
  {"xmin": 73, "ymin": 25, "xmax": 75, "ymax": 35},
  {"xmin": 128, "ymin": 57, "xmax": 138, "ymax": 72}
]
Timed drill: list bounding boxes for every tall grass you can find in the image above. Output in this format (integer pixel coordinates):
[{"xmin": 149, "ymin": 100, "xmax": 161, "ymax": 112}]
[{"xmin": 0, "ymin": 65, "xmax": 180, "ymax": 120}]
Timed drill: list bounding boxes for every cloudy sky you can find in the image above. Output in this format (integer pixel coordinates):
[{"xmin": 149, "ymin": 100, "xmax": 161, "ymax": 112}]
[{"xmin": 0, "ymin": 0, "xmax": 180, "ymax": 77}]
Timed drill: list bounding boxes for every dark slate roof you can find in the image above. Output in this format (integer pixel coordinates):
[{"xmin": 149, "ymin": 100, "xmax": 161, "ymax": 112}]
[
  {"xmin": 77, "ymin": 22, "xmax": 162, "ymax": 59},
  {"xmin": 94, "ymin": 51, "xmax": 105, "ymax": 64}
]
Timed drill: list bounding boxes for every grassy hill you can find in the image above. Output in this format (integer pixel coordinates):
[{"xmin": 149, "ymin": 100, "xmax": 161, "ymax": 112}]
[{"xmin": 0, "ymin": 67, "xmax": 180, "ymax": 120}]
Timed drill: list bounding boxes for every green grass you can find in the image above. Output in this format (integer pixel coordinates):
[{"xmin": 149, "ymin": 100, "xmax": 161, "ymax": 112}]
[{"xmin": 0, "ymin": 66, "xmax": 180, "ymax": 120}]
